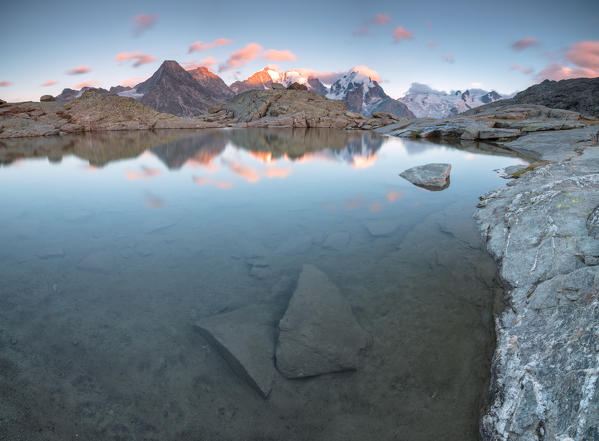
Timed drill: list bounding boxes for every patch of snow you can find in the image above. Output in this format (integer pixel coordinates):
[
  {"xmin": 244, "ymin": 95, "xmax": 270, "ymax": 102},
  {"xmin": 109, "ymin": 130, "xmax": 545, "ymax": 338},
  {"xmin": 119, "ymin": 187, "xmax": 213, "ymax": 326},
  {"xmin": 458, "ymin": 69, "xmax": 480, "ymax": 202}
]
[{"xmin": 118, "ymin": 88, "xmax": 145, "ymax": 99}]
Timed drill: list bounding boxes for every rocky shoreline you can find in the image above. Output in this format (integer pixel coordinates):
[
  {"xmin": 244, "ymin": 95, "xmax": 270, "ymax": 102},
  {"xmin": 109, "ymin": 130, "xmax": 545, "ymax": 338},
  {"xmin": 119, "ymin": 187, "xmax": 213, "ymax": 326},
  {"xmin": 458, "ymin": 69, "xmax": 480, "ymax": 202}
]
[
  {"xmin": 0, "ymin": 89, "xmax": 401, "ymax": 139},
  {"xmin": 379, "ymin": 106, "xmax": 599, "ymax": 439}
]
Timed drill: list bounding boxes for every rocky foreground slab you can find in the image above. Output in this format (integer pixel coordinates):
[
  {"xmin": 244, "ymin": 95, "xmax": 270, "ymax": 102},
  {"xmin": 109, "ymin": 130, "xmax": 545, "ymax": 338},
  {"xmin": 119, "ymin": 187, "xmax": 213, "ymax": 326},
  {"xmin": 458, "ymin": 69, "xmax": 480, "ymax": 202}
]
[{"xmin": 471, "ymin": 123, "xmax": 599, "ymax": 439}]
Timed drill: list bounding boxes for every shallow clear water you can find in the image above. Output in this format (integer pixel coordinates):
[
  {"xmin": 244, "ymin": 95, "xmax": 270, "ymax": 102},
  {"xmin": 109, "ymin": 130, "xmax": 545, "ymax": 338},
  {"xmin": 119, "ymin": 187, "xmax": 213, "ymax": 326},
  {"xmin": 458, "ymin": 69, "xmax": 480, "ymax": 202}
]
[{"xmin": 0, "ymin": 129, "xmax": 525, "ymax": 441}]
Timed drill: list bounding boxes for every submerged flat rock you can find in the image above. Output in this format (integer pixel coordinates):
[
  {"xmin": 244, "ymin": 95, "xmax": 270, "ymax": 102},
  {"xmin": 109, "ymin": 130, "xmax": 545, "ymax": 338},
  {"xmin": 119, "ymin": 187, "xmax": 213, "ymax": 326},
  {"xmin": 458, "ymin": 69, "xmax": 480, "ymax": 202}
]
[
  {"xmin": 276, "ymin": 264, "xmax": 370, "ymax": 378},
  {"xmin": 400, "ymin": 163, "xmax": 451, "ymax": 191},
  {"xmin": 194, "ymin": 305, "xmax": 277, "ymax": 398}
]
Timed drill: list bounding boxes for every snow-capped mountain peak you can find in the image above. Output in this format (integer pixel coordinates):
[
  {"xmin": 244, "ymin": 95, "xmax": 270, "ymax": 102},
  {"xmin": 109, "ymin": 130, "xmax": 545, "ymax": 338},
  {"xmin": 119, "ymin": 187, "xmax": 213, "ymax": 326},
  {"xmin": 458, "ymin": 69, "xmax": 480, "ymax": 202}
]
[{"xmin": 398, "ymin": 83, "xmax": 505, "ymax": 118}]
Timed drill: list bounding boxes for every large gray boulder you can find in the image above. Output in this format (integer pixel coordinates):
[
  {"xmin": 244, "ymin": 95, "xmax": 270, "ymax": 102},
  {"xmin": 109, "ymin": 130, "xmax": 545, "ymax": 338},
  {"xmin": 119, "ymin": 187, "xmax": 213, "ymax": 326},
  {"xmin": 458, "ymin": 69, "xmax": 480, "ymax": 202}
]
[
  {"xmin": 400, "ymin": 163, "xmax": 451, "ymax": 190},
  {"xmin": 276, "ymin": 265, "xmax": 370, "ymax": 378},
  {"xmin": 194, "ymin": 305, "xmax": 277, "ymax": 397}
]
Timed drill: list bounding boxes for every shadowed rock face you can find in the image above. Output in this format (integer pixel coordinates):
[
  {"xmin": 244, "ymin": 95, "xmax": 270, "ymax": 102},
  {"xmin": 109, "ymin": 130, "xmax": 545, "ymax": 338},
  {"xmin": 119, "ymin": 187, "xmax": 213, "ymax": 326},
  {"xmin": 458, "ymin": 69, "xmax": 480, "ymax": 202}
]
[
  {"xmin": 136, "ymin": 60, "xmax": 219, "ymax": 117},
  {"xmin": 472, "ymin": 77, "xmax": 599, "ymax": 118}
]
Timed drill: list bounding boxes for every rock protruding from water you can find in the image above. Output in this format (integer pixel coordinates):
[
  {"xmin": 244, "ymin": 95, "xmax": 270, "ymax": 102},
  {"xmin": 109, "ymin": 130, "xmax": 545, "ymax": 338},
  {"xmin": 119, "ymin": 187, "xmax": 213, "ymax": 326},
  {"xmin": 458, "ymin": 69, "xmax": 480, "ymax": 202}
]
[
  {"xmin": 400, "ymin": 163, "xmax": 451, "ymax": 190},
  {"xmin": 194, "ymin": 305, "xmax": 277, "ymax": 398},
  {"xmin": 276, "ymin": 264, "xmax": 370, "ymax": 378}
]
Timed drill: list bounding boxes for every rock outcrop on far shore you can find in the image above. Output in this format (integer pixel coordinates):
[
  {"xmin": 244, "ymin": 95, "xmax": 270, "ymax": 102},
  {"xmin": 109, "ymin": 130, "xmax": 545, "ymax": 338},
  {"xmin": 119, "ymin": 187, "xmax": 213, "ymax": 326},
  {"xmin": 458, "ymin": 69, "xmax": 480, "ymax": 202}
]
[{"xmin": 0, "ymin": 88, "xmax": 404, "ymax": 138}]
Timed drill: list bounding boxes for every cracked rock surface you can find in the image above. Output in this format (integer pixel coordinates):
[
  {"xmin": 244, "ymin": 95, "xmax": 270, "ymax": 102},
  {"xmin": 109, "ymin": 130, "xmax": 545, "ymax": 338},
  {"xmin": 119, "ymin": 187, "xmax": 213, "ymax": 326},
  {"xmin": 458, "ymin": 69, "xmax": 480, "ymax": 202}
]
[{"xmin": 475, "ymin": 126, "xmax": 599, "ymax": 440}]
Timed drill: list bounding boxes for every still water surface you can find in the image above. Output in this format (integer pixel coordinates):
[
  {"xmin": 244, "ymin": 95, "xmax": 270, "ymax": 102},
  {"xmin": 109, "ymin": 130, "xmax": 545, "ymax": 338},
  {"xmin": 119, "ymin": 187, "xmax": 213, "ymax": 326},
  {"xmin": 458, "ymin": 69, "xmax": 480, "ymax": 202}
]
[{"xmin": 0, "ymin": 129, "xmax": 525, "ymax": 441}]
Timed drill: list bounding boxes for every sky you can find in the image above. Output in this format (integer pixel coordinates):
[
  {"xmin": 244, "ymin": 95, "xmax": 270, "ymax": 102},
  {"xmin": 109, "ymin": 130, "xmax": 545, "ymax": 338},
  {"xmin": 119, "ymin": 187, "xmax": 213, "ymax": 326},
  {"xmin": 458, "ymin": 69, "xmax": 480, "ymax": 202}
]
[{"xmin": 0, "ymin": 0, "xmax": 598, "ymax": 102}]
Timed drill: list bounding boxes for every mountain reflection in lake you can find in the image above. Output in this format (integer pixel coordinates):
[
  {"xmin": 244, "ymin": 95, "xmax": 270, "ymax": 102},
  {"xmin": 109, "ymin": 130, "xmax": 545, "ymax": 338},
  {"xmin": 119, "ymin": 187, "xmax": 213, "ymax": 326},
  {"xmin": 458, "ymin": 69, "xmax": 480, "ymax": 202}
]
[{"xmin": 0, "ymin": 129, "xmax": 525, "ymax": 441}]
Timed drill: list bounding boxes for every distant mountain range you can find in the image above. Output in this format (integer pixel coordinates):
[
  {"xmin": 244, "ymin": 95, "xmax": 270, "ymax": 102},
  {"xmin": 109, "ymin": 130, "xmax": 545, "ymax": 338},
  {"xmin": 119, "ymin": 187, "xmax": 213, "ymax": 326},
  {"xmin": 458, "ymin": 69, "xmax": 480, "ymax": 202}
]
[
  {"xmin": 327, "ymin": 70, "xmax": 414, "ymax": 118},
  {"xmin": 229, "ymin": 67, "xmax": 328, "ymax": 95},
  {"xmin": 397, "ymin": 83, "xmax": 505, "ymax": 118},
  {"xmin": 52, "ymin": 60, "xmax": 506, "ymax": 119}
]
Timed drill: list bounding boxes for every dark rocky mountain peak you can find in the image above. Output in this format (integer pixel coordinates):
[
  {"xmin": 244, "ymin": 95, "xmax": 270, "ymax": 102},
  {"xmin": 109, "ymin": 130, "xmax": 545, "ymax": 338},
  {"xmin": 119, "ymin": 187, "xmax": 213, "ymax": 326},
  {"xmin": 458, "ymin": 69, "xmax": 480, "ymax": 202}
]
[{"xmin": 135, "ymin": 60, "xmax": 220, "ymax": 117}]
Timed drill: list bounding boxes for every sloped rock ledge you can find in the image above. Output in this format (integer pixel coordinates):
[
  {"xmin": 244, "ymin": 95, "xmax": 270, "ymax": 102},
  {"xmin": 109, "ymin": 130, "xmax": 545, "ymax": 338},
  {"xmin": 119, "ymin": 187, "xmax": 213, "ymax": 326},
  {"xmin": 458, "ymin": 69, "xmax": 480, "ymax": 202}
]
[{"xmin": 474, "ymin": 125, "xmax": 599, "ymax": 440}]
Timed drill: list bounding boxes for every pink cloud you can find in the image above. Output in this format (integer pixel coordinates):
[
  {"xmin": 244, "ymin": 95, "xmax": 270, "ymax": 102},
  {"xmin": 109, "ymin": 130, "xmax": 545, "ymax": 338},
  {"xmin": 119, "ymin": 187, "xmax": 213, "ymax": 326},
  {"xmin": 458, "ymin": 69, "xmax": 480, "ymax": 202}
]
[
  {"xmin": 219, "ymin": 43, "xmax": 263, "ymax": 72},
  {"xmin": 67, "ymin": 65, "xmax": 91, "ymax": 75},
  {"xmin": 393, "ymin": 25, "xmax": 413, "ymax": 42},
  {"xmin": 0, "ymin": 81, "xmax": 12, "ymax": 87},
  {"xmin": 126, "ymin": 166, "xmax": 161, "ymax": 180},
  {"xmin": 351, "ymin": 65, "xmax": 382, "ymax": 82},
  {"xmin": 442, "ymin": 53, "xmax": 455, "ymax": 64},
  {"xmin": 369, "ymin": 201, "xmax": 382, "ymax": 212},
  {"xmin": 74, "ymin": 80, "xmax": 99, "ymax": 89},
  {"xmin": 512, "ymin": 37, "xmax": 539, "ymax": 51},
  {"xmin": 510, "ymin": 64, "xmax": 534, "ymax": 74},
  {"xmin": 265, "ymin": 167, "xmax": 292, "ymax": 178},
  {"xmin": 115, "ymin": 52, "xmax": 156, "ymax": 67},
  {"xmin": 42, "ymin": 80, "xmax": 57, "ymax": 87},
  {"xmin": 263, "ymin": 49, "xmax": 296, "ymax": 61},
  {"xmin": 132, "ymin": 14, "xmax": 158, "ymax": 36},
  {"xmin": 534, "ymin": 40, "xmax": 599, "ymax": 82},
  {"xmin": 353, "ymin": 13, "xmax": 391, "ymax": 36},
  {"xmin": 535, "ymin": 64, "xmax": 598, "ymax": 82},
  {"xmin": 120, "ymin": 77, "xmax": 146, "ymax": 87},
  {"xmin": 386, "ymin": 190, "xmax": 404, "ymax": 203},
  {"xmin": 192, "ymin": 176, "xmax": 233, "ymax": 190},
  {"xmin": 188, "ymin": 38, "xmax": 233, "ymax": 53},
  {"xmin": 374, "ymin": 13, "xmax": 391, "ymax": 25},
  {"xmin": 566, "ymin": 41, "xmax": 599, "ymax": 71},
  {"xmin": 224, "ymin": 160, "xmax": 260, "ymax": 183},
  {"xmin": 427, "ymin": 41, "xmax": 438, "ymax": 48},
  {"xmin": 183, "ymin": 57, "xmax": 218, "ymax": 71}
]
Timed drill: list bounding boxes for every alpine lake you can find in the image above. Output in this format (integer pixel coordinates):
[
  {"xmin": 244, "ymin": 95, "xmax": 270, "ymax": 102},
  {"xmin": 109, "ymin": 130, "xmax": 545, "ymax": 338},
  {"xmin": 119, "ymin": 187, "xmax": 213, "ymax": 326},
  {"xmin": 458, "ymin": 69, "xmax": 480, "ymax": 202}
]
[{"xmin": 0, "ymin": 128, "xmax": 528, "ymax": 441}]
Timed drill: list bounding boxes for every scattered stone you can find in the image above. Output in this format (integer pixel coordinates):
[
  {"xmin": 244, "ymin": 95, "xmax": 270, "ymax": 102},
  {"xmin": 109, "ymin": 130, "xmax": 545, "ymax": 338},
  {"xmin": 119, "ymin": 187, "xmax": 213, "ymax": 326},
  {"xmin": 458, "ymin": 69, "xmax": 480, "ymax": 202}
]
[
  {"xmin": 365, "ymin": 220, "xmax": 399, "ymax": 237},
  {"xmin": 194, "ymin": 305, "xmax": 278, "ymax": 397},
  {"xmin": 276, "ymin": 264, "xmax": 370, "ymax": 378},
  {"xmin": 36, "ymin": 247, "xmax": 65, "ymax": 259},
  {"xmin": 322, "ymin": 231, "xmax": 351, "ymax": 250},
  {"xmin": 40, "ymin": 95, "xmax": 55, "ymax": 102},
  {"xmin": 399, "ymin": 163, "xmax": 451, "ymax": 191}
]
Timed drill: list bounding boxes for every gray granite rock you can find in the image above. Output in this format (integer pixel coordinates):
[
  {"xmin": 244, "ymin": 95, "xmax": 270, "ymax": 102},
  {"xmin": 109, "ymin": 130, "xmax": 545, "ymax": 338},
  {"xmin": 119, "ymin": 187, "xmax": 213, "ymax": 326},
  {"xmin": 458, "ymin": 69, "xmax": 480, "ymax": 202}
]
[
  {"xmin": 475, "ymin": 136, "xmax": 599, "ymax": 441},
  {"xmin": 400, "ymin": 163, "xmax": 451, "ymax": 190},
  {"xmin": 276, "ymin": 264, "xmax": 370, "ymax": 378},
  {"xmin": 194, "ymin": 305, "xmax": 277, "ymax": 397}
]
